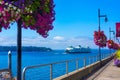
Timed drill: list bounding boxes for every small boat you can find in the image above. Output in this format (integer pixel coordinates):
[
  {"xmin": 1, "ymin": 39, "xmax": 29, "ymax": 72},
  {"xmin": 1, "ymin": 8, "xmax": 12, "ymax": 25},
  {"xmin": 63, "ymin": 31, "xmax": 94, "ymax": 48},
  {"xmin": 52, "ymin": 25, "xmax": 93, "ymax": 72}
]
[{"xmin": 65, "ymin": 45, "xmax": 91, "ymax": 53}]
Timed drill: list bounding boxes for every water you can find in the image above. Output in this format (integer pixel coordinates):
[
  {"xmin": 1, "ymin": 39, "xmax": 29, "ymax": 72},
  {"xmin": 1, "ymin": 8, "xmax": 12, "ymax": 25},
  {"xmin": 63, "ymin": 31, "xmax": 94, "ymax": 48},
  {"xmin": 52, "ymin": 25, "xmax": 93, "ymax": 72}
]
[{"xmin": 0, "ymin": 49, "xmax": 115, "ymax": 80}]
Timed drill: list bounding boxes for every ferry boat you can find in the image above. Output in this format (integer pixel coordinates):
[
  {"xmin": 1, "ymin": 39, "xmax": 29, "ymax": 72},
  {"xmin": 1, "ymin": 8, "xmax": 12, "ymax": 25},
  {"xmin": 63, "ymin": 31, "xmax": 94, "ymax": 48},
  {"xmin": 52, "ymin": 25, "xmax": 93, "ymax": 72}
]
[{"xmin": 65, "ymin": 45, "xmax": 91, "ymax": 53}]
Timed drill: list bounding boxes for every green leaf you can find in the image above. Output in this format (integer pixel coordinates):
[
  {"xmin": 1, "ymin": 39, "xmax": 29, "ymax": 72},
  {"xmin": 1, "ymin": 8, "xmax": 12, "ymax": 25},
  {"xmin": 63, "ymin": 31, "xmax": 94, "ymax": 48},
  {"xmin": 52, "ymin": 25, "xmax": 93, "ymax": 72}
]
[{"xmin": 45, "ymin": 7, "xmax": 50, "ymax": 12}]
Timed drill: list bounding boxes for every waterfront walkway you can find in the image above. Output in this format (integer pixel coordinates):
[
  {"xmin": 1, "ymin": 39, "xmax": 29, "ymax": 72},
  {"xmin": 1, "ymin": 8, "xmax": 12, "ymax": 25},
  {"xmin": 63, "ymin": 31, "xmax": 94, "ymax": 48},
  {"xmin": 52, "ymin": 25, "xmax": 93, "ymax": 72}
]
[{"xmin": 87, "ymin": 59, "xmax": 120, "ymax": 80}]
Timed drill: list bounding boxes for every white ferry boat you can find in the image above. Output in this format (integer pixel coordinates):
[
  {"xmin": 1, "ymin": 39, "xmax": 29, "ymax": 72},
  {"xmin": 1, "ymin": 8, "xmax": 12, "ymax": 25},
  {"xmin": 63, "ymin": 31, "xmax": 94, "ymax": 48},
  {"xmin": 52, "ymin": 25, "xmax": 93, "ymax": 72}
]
[{"xmin": 65, "ymin": 45, "xmax": 91, "ymax": 53}]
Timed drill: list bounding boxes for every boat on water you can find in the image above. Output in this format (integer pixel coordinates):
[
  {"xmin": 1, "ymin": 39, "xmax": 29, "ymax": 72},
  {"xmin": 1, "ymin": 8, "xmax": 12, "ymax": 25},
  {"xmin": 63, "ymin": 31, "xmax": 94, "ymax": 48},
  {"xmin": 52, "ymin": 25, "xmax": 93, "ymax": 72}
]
[{"xmin": 65, "ymin": 45, "xmax": 91, "ymax": 53}]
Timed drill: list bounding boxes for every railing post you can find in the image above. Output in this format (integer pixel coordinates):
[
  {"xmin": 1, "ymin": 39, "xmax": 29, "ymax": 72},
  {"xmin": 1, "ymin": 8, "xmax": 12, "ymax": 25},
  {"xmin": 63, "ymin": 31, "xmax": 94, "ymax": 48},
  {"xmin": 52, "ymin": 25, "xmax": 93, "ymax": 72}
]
[
  {"xmin": 22, "ymin": 68, "xmax": 27, "ymax": 80},
  {"xmin": 88, "ymin": 57, "xmax": 91, "ymax": 65},
  {"xmin": 8, "ymin": 50, "xmax": 12, "ymax": 79},
  {"xmin": 84, "ymin": 58, "xmax": 86, "ymax": 67},
  {"xmin": 98, "ymin": 55, "xmax": 99, "ymax": 61},
  {"xmin": 91, "ymin": 57, "xmax": 93, "ymax": 64},
  {"xmin": 94, "ymin": 56, "xmax": 95, "ymax": 62},
  {"xmin": 8, "ymin": 51, "xmax": 12, "ymax": 71},
  {"xmin": 101, "ymin": 53, "xmax": 103, "ymax": 60},
  {"xmin": 76, "ymin": 59, "xmax": 78, "ymax": 70},
  {"xmin": 95, "ymin": 56, "xmax": 97, "ymax": 61},
  {"xmin": 92, "ymin": 56, "xmax": 94, "ymax": 63},
  {"xmin": 66, "ymin": 61, "xmax": 68, "ymax": 74},
  {"xmin": 94, "ymin": 56, "xmax": 96, "ymax": 63},
  {"xmin": 50, "ymin": 64, "xmax": 53, "ymax": 80}
]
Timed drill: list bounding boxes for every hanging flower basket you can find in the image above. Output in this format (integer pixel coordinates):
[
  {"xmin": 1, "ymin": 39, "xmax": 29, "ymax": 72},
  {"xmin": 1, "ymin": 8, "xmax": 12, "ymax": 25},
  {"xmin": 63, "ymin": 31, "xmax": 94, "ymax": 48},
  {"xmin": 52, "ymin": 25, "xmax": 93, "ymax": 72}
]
[
  {"xmin": 113, "ymin": 43, "xmax": 120, "ymax": 50},
  {"xmin": 0, "ymin": 0, "xmax": 55, "ymax": 37},
  {"xmin": 0, "ymin": 1, "xmax": 55, "ymax": 80},
  {"xmin": 107, "ymin": 39, "xmax": 120, "ymax": 50},
  {"xmin": 107, "ymin": 40, "xmax": 114, "ymax": 49},
  {"xmin": 94, "ymin": 30, "xmax": 107, "ymax": 47}
]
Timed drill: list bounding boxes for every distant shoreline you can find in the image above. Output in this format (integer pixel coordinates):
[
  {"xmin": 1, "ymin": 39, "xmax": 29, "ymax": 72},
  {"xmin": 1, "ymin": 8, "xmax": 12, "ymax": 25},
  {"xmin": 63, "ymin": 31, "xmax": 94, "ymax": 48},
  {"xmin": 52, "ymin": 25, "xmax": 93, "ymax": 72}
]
[{"xmin": 0, "ymin": 46, "xmax": 52, "ymax": 52}]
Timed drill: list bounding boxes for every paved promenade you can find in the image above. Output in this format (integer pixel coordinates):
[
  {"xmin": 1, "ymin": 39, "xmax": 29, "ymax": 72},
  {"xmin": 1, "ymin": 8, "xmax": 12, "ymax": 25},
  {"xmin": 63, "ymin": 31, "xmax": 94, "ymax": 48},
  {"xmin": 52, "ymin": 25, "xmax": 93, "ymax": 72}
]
[{"xmin": 87, "ymin": 59, "xmax": 120, "ymax": 80}]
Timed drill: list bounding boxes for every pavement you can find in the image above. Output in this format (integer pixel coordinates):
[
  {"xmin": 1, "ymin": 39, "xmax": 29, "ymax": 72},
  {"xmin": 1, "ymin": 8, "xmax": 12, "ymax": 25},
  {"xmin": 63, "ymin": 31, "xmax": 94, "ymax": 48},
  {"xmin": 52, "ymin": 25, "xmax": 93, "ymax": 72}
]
[{"xmin": 87, "ymin": 59, "xmax": 120, "ymax": 80}]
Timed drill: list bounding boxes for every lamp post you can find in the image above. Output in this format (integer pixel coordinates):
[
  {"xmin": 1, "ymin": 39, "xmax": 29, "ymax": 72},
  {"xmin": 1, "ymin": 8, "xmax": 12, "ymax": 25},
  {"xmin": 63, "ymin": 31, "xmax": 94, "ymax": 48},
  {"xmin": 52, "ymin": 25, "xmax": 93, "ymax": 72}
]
[
  {"xmin": 98, "ymin": 9, "xmax": 108, "ymax": 62},
  {"xmin": 109, "ymin": 27, "xmax": 115, "ymax": 55},
  {"xmin": 109, "ymin": 27, "xmax": 115, "ymax": 42}
]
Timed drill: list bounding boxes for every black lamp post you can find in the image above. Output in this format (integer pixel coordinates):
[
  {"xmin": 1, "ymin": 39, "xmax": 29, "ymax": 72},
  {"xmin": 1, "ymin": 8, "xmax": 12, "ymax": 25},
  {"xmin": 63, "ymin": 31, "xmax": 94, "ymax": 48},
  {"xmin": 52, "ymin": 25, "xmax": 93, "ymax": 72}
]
[
  {"xmin": 17, "ymin": 18, "xmax": 22, "ymax": 80},
  {"xmin": 109, "ymin": 27, "xmax": 115, "ymax": 55},
  {"xmin": 98, "ymin": 9, "xmax": 108, "ymax": 62},
  {"xmin": 109, "ymin": 27, "xmax": 115, "ymax": 42}
]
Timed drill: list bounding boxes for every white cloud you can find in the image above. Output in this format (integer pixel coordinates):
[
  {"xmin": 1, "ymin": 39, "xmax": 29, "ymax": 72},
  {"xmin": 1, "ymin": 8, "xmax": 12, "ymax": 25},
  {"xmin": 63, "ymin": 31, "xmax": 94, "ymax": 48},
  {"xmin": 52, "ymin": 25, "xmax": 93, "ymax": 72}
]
[
  {"xmin": 63, "ymin": 36, "xmax": 97, "ymax": 49},
  {"xmin": 0, "ymin": 37, "xmax": 16, "ymax": 46},
  {"xmin": 0, "ymin": 36, "xmax": 98, "ymax": 49},
  {"xmin": 53, "ymin": 36, "xmax": 65, "ymax": 41}
]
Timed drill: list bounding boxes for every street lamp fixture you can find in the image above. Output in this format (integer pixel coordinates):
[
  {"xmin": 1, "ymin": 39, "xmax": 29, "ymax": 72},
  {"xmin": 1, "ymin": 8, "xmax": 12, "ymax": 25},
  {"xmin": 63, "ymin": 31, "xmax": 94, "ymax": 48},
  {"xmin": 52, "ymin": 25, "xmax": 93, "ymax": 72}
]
[
  {"xmin": 98, "ymin": 9, "xmax": 108, "ymax": 62},
  {"xmin": 105, "ymin": 17, "xmax": 108, "ymax": 22},
  {"xmin": 99, "ymin": 15, "xmax": 108, "ymax": 22}
]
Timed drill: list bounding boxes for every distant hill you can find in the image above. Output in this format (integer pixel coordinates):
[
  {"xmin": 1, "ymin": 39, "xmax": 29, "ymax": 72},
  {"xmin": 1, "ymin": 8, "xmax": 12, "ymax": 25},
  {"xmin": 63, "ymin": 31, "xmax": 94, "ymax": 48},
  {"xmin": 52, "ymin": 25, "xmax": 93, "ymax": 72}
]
[{"xmin": 0, "ymin": 46, "xmax": 52, "ymax": 52}]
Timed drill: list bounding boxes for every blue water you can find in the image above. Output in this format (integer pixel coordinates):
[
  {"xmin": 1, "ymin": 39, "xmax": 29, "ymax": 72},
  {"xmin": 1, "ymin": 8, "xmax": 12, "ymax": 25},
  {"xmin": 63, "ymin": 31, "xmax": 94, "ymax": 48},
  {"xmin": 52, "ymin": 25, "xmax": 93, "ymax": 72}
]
[{"xmin": 0, "ymin": 49, "xmax": 115, "ymax": 80}]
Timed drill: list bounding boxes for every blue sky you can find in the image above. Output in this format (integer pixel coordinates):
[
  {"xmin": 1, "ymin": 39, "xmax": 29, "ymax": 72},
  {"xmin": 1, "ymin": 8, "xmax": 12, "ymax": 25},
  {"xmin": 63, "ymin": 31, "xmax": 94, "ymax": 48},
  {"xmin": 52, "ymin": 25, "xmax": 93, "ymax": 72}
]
[{"xmin": 0, "ymin": 0, "xmax": 120, "ymax": 49}]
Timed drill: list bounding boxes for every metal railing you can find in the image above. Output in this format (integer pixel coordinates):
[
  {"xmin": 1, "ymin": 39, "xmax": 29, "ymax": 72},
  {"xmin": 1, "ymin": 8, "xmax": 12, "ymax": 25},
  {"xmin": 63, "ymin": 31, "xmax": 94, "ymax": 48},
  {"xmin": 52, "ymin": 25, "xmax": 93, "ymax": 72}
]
[
  {"xmin": 22, "ymin": 53, "xmax": 113, "ymax": 80},
  {"xmin": 0, "ymin": 51, "xmax": 12, "ymax": 80}
]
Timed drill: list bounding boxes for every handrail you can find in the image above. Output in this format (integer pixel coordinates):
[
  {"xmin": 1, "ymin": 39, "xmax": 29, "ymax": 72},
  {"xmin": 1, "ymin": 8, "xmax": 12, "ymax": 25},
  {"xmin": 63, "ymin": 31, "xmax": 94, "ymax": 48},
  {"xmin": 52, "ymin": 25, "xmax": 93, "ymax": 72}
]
[
  {"xmin": 22, "ymin": 57, "xmax": 84, "ymax": 71},
  {"xmin": 22, "ymin": 53, "xmax": 113, "ymax": 80},
  {"xmin": 22, "ymin": 58, "xmax": 82, "ymax": 80}
]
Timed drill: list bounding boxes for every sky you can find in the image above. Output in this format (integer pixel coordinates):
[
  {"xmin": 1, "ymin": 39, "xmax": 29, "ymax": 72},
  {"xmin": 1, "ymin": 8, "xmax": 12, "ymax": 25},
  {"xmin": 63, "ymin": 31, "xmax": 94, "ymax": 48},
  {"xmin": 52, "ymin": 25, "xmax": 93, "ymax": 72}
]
[{"xmin": 0, "ymin": 0, "xmax": 120, "ymax": 49}]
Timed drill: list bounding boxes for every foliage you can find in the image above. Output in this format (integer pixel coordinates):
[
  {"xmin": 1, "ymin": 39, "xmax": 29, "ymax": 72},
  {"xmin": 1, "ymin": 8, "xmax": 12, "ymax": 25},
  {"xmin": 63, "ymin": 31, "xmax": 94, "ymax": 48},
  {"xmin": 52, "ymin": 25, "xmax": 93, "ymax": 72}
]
[
  {"xmin": 0, "ymin": 0, "xmax": 55, "ymax": 37},
  {"xmin": 107, "ymin": 40, "xmax": 120, "ymax": 50},
  {"xmin": 94, "ymin": 30, "xmax": 107, "ymax": 47},
  {"xmin": 107, "ymin": 40, "xmax": 114, "ymax": 49}
]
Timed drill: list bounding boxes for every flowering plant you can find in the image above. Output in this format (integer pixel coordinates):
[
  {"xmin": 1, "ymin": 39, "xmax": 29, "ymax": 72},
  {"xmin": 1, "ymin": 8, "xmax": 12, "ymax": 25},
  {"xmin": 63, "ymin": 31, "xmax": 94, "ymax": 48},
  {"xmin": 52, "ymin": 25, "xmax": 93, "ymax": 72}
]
[
  {"xmin": 107, "ymin": 40, "xmax": 120, "ymax": 50},
  {"xmin": 107, "ymin": 40, "xmax": 114, "ymax": 49},
  {"xmin": 0, "ymin": 0, "xmax": 55, "ymax": 37},
  {"xmin": 113, "ymin": 43, "xmax": 120, "ymax": 50},
  {"xmin": 94, "ymin": 30, "xmax": 107, "ymax": 47}
]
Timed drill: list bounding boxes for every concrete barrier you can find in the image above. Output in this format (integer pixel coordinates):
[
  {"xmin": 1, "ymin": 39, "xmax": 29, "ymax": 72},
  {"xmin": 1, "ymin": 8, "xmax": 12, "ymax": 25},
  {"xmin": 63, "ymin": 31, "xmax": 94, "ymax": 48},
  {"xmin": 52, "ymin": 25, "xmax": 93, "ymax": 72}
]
[{"xmin": 53, "ymin": 56, "xmax": 113, "ymax": 80}]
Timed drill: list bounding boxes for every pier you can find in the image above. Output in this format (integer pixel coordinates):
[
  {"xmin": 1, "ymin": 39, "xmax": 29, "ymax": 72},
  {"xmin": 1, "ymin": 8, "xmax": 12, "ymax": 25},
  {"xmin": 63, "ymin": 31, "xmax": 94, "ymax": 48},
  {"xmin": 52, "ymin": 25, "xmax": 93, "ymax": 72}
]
[{"xmin": 87, "ymin": 59, "xmax": 120, "ymax": 80}]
